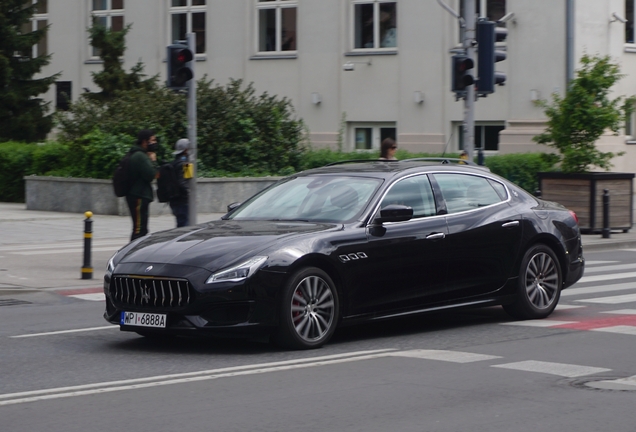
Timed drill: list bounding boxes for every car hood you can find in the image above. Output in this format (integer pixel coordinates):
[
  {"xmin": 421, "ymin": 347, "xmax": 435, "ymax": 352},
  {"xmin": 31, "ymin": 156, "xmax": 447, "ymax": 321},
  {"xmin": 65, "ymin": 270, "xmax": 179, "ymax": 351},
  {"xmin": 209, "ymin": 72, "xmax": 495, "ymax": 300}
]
[{"xmin": 116, "ymin": 220, "xmax": 340, "ymax": 272}]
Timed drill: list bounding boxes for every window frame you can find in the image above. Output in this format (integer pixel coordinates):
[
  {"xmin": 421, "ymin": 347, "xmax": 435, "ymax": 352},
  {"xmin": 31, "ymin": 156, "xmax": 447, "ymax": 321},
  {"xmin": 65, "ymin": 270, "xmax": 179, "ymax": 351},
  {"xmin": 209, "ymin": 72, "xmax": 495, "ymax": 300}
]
[
  {"xmin": 349, "ymin": 122, "xmax": 397, "ymax": 152},
  {"xmin": 456, "ymin": 122, "xmax": 505, "ymax": 153},
  {"xmin": 255, "ymin": 0, "xmax": 298, "ymax": 56},
  {"xmin": 351, "ymin": 0, "xmax": 397, "ymax": 52},
  {"xmin": 89, "ymin": 0, "xmax": 125, "ymax": 59},
  {"xmin": 169, "ymin": 0, "xmax": 207, "ymax": 55},
  {"xmin": 626, "ymin": 0, "xmax": 636, "ymax": 48},
  {"xmin": 25, "ymin": 0, "xmax": 48, "ymax": 58}
]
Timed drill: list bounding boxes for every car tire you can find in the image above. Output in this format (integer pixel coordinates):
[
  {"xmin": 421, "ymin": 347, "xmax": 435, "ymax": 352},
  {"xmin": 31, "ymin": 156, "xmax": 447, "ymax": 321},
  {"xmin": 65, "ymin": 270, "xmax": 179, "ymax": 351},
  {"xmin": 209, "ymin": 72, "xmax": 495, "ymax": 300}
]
[
  {"xmin": 503, "ymin": 244, "xmax": 562, "ymax": 320},
  {"xmin": 274, "ymin": 267, "xmax": 339, "ymax": 350}
]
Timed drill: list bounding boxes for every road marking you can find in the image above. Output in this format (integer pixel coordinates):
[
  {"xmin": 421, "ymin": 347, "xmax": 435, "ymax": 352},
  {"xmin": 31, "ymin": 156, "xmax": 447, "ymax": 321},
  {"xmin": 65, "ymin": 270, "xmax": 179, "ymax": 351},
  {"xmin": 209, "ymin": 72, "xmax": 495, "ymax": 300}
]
[
  {"xmin": 500, "ymin": 320, "xmax": 577, "ymax": 327},
  {"xmin": 577, "ymin": 272, "xmax": 636, "ymax": 284},
  {"xmin": 583, "ymin": 263, "xmax": 636, "ymax": 274},
  {"xmin": 575, "ymin": 293, "xmax": 636, "ymax": 304},
  {"xmin": 601, "ymin": 309, "xmax": 636, "ymax": 315},
  {"xmin": 587, "ymin": 375, "xmax": 636, "ymax": 391},
  {"xmin": 491, "ymin": 360, "xmax": 611, "ymax": 377},
  {"xmin": 555, "ymin": 304, "xmax": 585, "ymax": 310},
  {"xmin": 68, "ymin": 293, "xmax": 104, "ymax": 301},
  {"xmin": 562, "ymin": 282, "xmax": 636, "ymax": 297},
  {"xmin": 389, "ymin": 349, "xmax": 500, "ymax": 363},
  {"xmin": 0, "ymin": 349, "xmax": 396, "ymax": 406},
  {"xmin": 590, "ymin": 325, "xmax": 636, "ymax": 335},
  {"xmin": 13, "ymin": 246, "xmax": 119, "ymax": 255},
  {"xmin": 0, "ymin": 240, "xmax": 125, "ymax": 252},
  {"xmin": 585, "ymin": 261, "xmax": 619, "ymax": 265},
  {"xmin": 11, "ymin": 326, "xmax": 118, "ymax": 338}
]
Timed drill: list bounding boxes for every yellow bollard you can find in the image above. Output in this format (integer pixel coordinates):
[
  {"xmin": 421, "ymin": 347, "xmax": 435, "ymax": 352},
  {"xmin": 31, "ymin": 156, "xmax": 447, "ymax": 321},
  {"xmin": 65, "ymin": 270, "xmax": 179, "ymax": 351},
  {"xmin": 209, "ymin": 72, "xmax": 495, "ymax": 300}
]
[{"xmin": 81, "ymin": 211, "xmax": 93, "ymax": 279}]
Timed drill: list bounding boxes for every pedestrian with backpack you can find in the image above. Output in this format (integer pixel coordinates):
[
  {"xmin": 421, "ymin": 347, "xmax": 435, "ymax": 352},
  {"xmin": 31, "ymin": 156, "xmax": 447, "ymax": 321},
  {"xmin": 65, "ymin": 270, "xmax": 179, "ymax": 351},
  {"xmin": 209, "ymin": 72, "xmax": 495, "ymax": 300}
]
[
  {"xmin": 125, "ymin": 129, "xmax": 159, "ymax": 241},
  {"xmin": 165, "ymin": 138, "xmax": 190, "ymax": 227}
]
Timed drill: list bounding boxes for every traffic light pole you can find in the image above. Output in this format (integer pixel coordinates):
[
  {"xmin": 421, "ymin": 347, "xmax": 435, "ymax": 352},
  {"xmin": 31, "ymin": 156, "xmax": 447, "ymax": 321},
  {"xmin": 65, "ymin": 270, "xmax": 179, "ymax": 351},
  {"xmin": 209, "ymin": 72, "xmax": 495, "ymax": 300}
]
[
  {"xmin": 463, "ymin": 0, "xmax": 476, "ymax": 163},
  {"xmin": 187, "ymin": 32, "xmax": 198, "ymax": 226}
]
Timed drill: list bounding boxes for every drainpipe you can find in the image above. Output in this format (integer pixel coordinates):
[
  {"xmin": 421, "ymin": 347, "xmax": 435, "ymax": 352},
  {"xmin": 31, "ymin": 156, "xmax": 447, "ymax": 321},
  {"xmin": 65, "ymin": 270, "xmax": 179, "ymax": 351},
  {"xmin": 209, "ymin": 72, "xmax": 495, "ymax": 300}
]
[{"xmin": 566, "ymin": 0, "xmax": 575, "ymax": 87}]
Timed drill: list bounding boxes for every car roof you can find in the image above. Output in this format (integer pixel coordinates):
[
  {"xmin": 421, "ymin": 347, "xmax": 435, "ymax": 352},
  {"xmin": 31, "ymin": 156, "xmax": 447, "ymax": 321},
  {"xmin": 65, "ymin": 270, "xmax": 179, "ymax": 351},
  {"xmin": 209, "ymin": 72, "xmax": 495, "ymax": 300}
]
[{"xmin": 296, "ymin": 158, "xmax": 491, "ymax": 179}]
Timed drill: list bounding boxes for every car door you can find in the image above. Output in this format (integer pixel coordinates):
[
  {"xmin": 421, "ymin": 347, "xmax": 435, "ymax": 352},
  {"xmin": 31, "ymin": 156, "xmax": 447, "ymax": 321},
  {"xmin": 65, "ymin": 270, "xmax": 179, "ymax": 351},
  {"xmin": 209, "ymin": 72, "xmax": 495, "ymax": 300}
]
[
  {"xmin": 431, "ymin": 172, "xmax": 522, "ymax": 299},
  {"xmin": 346, "ymin": 174, "xmax": 450, "ymax": 316}
]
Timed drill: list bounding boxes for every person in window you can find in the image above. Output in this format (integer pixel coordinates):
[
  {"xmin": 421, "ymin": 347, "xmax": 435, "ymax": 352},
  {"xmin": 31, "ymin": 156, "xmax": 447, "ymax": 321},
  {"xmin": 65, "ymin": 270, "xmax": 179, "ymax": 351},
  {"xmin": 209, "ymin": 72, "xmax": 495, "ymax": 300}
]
[
  {"xmin": 379, "ymin": 138, "xmax": 398, "ymax": 160},
  {"xmin": 380, "ymin": 10, "xmax": 397, "ymax": 48}
]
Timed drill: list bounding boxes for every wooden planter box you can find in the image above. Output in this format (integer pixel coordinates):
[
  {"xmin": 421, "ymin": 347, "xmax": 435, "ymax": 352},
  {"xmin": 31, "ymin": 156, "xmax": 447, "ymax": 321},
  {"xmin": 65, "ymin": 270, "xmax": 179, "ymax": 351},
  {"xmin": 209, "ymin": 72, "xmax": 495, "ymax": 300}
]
[{"xmin": 538, "ymin": 172, "xmax": 635, "ymax": 234}]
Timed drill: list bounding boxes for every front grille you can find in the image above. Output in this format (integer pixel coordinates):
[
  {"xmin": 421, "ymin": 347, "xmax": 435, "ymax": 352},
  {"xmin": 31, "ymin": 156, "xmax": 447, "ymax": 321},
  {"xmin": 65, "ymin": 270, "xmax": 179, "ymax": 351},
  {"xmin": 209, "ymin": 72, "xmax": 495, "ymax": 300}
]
[{"xmin": 110, "ymin": 276, "xmax": 194, "ymax": 309}]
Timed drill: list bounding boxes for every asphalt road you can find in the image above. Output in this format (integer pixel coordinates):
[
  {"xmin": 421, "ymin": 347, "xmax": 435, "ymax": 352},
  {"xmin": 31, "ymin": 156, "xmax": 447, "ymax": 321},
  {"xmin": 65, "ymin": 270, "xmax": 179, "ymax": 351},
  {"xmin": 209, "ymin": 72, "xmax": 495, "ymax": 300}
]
[{"xmin": 1, "ymin": 247, "xmax": 636, "ymax": 431}]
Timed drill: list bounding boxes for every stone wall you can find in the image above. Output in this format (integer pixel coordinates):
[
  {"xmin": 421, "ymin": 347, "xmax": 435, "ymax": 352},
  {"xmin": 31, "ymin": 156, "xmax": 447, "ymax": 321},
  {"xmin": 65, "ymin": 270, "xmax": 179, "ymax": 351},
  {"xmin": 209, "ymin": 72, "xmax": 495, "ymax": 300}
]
[{"xmin": 24, "ymin": 176, "xmax": 282, "ymax": 215}]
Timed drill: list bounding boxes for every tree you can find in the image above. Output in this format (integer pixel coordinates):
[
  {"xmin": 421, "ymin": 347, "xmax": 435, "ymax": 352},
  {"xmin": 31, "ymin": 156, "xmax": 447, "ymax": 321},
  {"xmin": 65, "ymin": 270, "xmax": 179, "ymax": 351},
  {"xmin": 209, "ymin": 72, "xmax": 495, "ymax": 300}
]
[
  {"xmin": 0, "ymin": 0, "xmax": 59, "ymax": 142},
  {"xmin": 86, "ymin": 19, "xmax": 156, "ymax": 100},
  {"xmin": 533, "ymin": 54, "xmax": 636, "ymax": 173}
]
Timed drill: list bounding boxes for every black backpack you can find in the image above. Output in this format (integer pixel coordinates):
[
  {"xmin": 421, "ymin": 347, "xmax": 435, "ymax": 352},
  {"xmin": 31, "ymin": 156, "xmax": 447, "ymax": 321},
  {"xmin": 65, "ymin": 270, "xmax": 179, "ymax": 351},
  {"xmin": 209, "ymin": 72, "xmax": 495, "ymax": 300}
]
[
  {"xmin": 112, "ymin": 151, "xmax": 132, "ymax": 197},
  {"xmin": 156, "ymin": 162, "xmax": 182, "ymax": 203}
]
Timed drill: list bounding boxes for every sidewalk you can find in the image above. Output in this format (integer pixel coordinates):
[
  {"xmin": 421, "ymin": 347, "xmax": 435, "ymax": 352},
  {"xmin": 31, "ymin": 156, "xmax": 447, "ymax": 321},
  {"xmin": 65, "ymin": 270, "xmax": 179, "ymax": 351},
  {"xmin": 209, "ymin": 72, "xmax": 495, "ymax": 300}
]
[{"xmin": 0, "ymin": 202, "xmax": 634, "ymax": 294}]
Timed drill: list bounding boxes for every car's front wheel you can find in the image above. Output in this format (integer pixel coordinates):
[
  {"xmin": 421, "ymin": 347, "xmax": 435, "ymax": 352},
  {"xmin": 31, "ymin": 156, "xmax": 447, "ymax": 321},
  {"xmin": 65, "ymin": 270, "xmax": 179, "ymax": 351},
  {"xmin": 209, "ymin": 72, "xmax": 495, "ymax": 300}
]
[
  {"xmin": 503, "ymin": 244, "xmax": 562, "ymax": 320},
  {"xmin": 274, "ymin": 267, "xmax": 339, "ymax": 350}
]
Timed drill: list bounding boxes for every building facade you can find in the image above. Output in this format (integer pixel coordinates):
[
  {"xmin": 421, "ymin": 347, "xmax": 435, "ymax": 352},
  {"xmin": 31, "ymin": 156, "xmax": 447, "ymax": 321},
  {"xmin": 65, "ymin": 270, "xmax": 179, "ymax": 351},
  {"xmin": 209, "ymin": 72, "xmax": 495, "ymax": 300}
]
[{"xmin": 31, "ymin": 0, "xmax": 636, "ymax": 171}]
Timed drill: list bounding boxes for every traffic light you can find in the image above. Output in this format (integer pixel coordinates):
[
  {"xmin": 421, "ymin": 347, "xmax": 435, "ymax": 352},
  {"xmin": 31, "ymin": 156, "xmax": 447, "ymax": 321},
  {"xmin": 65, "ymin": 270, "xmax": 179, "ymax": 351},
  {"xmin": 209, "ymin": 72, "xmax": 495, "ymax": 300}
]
[
  {"xmin": 167, "ymin": 44, "xmax": 193, "ymax": 89},
  {"xmin": 452, "ymin": 55, "xmax": 475, "ymax": 93},
  {"xmin": 476, "ymin": 20, "xmax": 507, "ymax": 95}
]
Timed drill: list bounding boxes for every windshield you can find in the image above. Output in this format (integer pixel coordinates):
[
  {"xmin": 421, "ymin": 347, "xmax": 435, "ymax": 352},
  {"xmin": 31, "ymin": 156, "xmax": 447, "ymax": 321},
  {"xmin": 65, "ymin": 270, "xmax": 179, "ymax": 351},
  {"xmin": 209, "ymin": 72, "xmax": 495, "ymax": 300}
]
[{"xmin": 228, "ymin": 175, "xmax": 382, "ymax": 223}]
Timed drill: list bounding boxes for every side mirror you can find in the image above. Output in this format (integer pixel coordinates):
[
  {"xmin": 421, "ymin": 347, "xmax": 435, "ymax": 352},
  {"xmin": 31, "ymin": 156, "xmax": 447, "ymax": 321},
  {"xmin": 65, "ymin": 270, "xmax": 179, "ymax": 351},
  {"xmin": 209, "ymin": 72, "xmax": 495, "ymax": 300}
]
[
  {"xmin": 227, "ymin": 202, "xmax": 242, "ymax": 212},
  {"xmin": 373, "ymin": 204, "xmax": 413, "ymax": 224}
]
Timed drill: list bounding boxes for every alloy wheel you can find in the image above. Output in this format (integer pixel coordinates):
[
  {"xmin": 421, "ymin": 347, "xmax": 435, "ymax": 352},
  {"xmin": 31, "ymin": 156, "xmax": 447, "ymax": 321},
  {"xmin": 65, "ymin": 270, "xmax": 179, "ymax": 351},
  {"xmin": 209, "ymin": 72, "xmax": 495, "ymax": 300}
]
[
  {"xmin": 290, "ymin": 275, "xmax": 335, "ymax": 343},
  {"xmin": 524, "ymin": 251, "xmax": 559, "ymax": 309}
]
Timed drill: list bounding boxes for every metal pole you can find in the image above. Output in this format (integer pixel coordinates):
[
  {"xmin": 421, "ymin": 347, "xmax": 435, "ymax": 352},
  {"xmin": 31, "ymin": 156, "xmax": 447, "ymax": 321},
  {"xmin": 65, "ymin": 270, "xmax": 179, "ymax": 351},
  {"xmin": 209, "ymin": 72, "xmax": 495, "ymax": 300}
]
[
  {"xmin": 81, "ymin": 211, "xmax": 93, "ymax": 279},
  {"xmin": 463, "ymin": 0, "xmax": 476, "ymax": 163},
  {"xmin": 602, "ymin": 189, "xmax": 611, "ymax": 239},
  {"xmin": 187, "ymin": 32, "xmax": 197, "ymax": 226},
  {"xmin": 566, "ymin": 0, "xmax": 575, "ymax": 86}
]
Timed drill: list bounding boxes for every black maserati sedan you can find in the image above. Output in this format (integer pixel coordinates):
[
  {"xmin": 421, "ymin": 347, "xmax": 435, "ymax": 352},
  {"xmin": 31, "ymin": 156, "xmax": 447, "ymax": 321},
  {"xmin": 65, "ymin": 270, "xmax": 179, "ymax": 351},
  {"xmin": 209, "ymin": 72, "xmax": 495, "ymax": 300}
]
[{"xmin": 104, "ymin": 159, "xmax": 585, "ymax": 349}]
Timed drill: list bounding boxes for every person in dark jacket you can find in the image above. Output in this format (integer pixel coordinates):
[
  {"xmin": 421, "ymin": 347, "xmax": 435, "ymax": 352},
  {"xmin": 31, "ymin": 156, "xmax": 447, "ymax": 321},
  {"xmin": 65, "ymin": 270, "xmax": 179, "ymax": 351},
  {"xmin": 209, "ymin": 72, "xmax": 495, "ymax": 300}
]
[
  {"xmin": 126, "ymin": 129, "xmax": 159, "ymax": 241},
  {"xmin": 169, "ymin": 138, "xmax": 190, "ymax": 227}
]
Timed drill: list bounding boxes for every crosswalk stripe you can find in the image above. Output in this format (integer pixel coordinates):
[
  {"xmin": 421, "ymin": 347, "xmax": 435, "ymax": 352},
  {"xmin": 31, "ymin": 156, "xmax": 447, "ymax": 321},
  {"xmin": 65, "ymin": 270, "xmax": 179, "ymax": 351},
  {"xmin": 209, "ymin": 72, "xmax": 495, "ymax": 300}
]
[
  {"xmin": 68, "ymin": 293, "xmax": 105, "ymax": 301},
  {"xmin": 601, "ymin": 309, "xmax": 636, "ymax": 315},
  {"xmin": 389, "ymin": 350, "xmax": 501, "ymax": 363},
  {"xmin": 500, "ymin": 320, "xmax": 576, "ymax": 327},
  {"xmin": 585, "ymin": 260, "xmax": 619, "ymax": 265},
  {"xmin": 562, "ymin": 282, "xmax": 636, "ymax": 297},
  {"xmin": 583, "ymin": 263, "xmax": 636, "ymax": 274},
  {"xmin": 491, "ymin": 360, "xmax": 611, "ymax": 377},
  {"xmin": 575, "ymin": 293, "xmax": 636, "ymax": 304},
  {"xmin": 555, "ymin": 304, "xmax": 585, "ymax": 310},
  {"xmin": 590, "ymin": 325, "xmax": 636, "ymax": 335},
  {"xmin": 13, "ymin": 247, "xmax": 119, "ymax": 255},
  {"xmin": 577, "ymin": 271, "xmax": 636, "ymax": 283}
]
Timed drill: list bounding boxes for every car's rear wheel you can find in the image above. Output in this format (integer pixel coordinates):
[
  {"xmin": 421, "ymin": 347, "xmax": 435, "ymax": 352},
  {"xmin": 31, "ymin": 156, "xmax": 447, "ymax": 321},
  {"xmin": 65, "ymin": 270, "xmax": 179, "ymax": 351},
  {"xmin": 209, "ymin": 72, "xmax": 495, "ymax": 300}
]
[
  {"xmin": 274, "ymin": 267, "xmax": 339, "ymax": 350},
  {"xmin": 503, "ymin": 244, "xmax": 562, "ymax": 320}
]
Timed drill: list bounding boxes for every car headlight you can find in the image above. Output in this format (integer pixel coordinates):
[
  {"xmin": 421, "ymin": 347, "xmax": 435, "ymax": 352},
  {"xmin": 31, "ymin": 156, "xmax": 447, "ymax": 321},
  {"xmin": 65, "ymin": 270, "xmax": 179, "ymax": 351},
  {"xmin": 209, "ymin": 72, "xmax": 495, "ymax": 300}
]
[
  {"xmin": 106, "ymin": 254, "xmax": 117, "ymax": 276},
  {"xmin": 206, "ymin": 256, "xmax": 268, "ymax": 284}
]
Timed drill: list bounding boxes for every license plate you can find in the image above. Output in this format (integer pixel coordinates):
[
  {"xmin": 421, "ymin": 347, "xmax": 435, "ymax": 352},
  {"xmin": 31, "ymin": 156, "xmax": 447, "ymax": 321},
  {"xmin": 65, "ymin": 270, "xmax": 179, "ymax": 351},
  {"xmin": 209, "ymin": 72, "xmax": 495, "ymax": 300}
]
[{"xmin": 120, "ymin": 311, "xmax": 166, "ymax": 328}]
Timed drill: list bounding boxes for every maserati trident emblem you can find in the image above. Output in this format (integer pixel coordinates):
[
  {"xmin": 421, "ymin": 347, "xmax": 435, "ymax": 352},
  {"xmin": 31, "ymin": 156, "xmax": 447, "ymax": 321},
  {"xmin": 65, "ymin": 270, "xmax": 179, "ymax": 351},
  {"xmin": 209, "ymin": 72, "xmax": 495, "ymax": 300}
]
[
  {"xmin": 145, "ymin": 265, "xmax": 153, "ymax": 273},
  {"xmin": 141, "ymin": 286, "xmax": 151, "ymax": 303}
]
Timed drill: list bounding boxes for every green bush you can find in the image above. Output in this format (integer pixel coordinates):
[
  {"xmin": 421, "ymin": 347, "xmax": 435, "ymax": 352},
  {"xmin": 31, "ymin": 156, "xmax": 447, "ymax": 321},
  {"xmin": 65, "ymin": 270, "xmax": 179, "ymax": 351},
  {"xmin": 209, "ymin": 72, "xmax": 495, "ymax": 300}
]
[
  {"xmin": 0, "ymin": 142, "xmax": 36, "ymax": 202},
  {"xmin": 485, "ymin": 152, "xmax": 558, "ymax": 193},
  {"xmin": 31, "ymin": 141, "xmax": 71, "ymax": 175}
]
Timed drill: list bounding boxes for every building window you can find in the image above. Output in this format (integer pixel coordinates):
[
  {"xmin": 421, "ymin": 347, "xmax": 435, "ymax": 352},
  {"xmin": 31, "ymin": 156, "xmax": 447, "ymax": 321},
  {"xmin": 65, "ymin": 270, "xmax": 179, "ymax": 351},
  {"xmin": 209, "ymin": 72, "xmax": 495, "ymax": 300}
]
[
  {"xmin": 457, "ymin": 123, "xmax": 505, "ymax": 152},
  {"xmin": 627, "ymin": 1, "xmax": 635, "ymax": 43},
  {"xmin": 170, "ymin": 0, "xmax": 206, "ymax": 54},
  {"xmin": 350, "ymin": 123, "xmax": 396, "ymax": 151},
  {"xmin": 257, "ymin": 0, "xmax": 297, "ymax": 53},
  {"xmin": 22, "ymin": 1, "xmax": 48, "ymax": 58},
  {"xmin": 56, "ymin": 81, "xmax": 72, "ymax": 111},
  {"xmin": 91, "ymin": 0, "xmax": 124, "ymax": 57},
  {"xmin": 353, "ymin": 1, "xmax": 397, "ymax": 50},
  {"xmin": 461, "ymin": 0, "xmax": 506, "ymax": 22}
]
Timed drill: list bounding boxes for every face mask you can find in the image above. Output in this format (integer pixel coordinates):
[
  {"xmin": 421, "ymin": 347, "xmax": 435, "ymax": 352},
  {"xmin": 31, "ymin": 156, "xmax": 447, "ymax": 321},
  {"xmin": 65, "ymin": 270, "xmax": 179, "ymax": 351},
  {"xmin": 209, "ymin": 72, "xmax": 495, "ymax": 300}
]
[{"xmin": 147, "ymin": 143, "xmax": 158, "ymax": 152}]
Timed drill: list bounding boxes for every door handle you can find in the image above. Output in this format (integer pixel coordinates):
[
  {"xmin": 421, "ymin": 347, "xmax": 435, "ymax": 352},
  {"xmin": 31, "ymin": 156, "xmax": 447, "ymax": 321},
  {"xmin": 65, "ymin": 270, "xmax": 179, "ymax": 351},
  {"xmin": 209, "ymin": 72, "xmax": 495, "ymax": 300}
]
[
  {"xmin": 426, "ymin": 232, "xmax": 446, "ymax": 240},
  {"xmin": 502, "ymin": 221, "xmax": 520, "ymax": 228}
]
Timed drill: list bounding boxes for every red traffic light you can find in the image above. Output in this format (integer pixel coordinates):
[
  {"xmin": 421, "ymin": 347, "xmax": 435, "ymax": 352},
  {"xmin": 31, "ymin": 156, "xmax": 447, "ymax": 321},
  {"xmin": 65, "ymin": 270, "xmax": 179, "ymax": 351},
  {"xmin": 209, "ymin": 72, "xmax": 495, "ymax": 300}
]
[
  {"xmin": 167, "ymin": 44, "xmax": 194, "ymax": 89},
  {"xmin": 174, "ymin": 48, "xmax": 193, "ymax": 65}
]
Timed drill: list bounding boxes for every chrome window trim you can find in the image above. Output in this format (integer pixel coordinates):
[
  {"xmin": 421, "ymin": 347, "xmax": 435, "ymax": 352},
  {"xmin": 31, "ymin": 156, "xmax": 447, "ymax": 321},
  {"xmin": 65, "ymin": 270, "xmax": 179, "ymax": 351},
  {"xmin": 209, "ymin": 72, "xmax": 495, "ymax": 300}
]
[{"xmin": 365, "ymin": 170, "xmax": 512, "ymax": 227}]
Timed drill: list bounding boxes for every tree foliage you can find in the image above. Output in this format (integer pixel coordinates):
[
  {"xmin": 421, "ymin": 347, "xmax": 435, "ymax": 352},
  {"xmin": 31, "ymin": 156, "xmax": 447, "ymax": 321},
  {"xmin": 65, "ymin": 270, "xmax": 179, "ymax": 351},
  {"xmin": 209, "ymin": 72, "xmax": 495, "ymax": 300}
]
[
  {"xmin": 86, "ymin": 20, "xmax": 156, "ymax": 100},
  {"xmin": 0, "ymin": 0, "xmax": 59, "ymax": 142},
  {"xmin": 533, "ymin": 55, "xmax": 635, "ymax": 173}
]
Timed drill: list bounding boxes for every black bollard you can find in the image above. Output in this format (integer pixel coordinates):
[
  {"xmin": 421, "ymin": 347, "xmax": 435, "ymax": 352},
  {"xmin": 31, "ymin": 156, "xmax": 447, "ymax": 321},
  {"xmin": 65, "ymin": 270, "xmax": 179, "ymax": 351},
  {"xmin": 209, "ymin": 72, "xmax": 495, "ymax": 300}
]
[
  {"xmin": 602, "ymin": 189, "xmax": 611, "ymax": 239},
  {"xmin": 81, "ymin": 211, "xmax": 93, "ymax": 279}
]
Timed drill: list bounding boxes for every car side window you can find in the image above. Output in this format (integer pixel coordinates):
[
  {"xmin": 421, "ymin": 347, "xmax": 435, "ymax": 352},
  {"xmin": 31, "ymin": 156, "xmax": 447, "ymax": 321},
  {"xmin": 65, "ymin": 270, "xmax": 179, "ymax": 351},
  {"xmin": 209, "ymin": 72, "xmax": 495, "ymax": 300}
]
[
  {"xmin": 434, "ymin": 173, "xmax": 503, "ymax": 214},
  {"xmin": 380, "ymin": 175, "xmax": 437, "ymax": 218}
]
